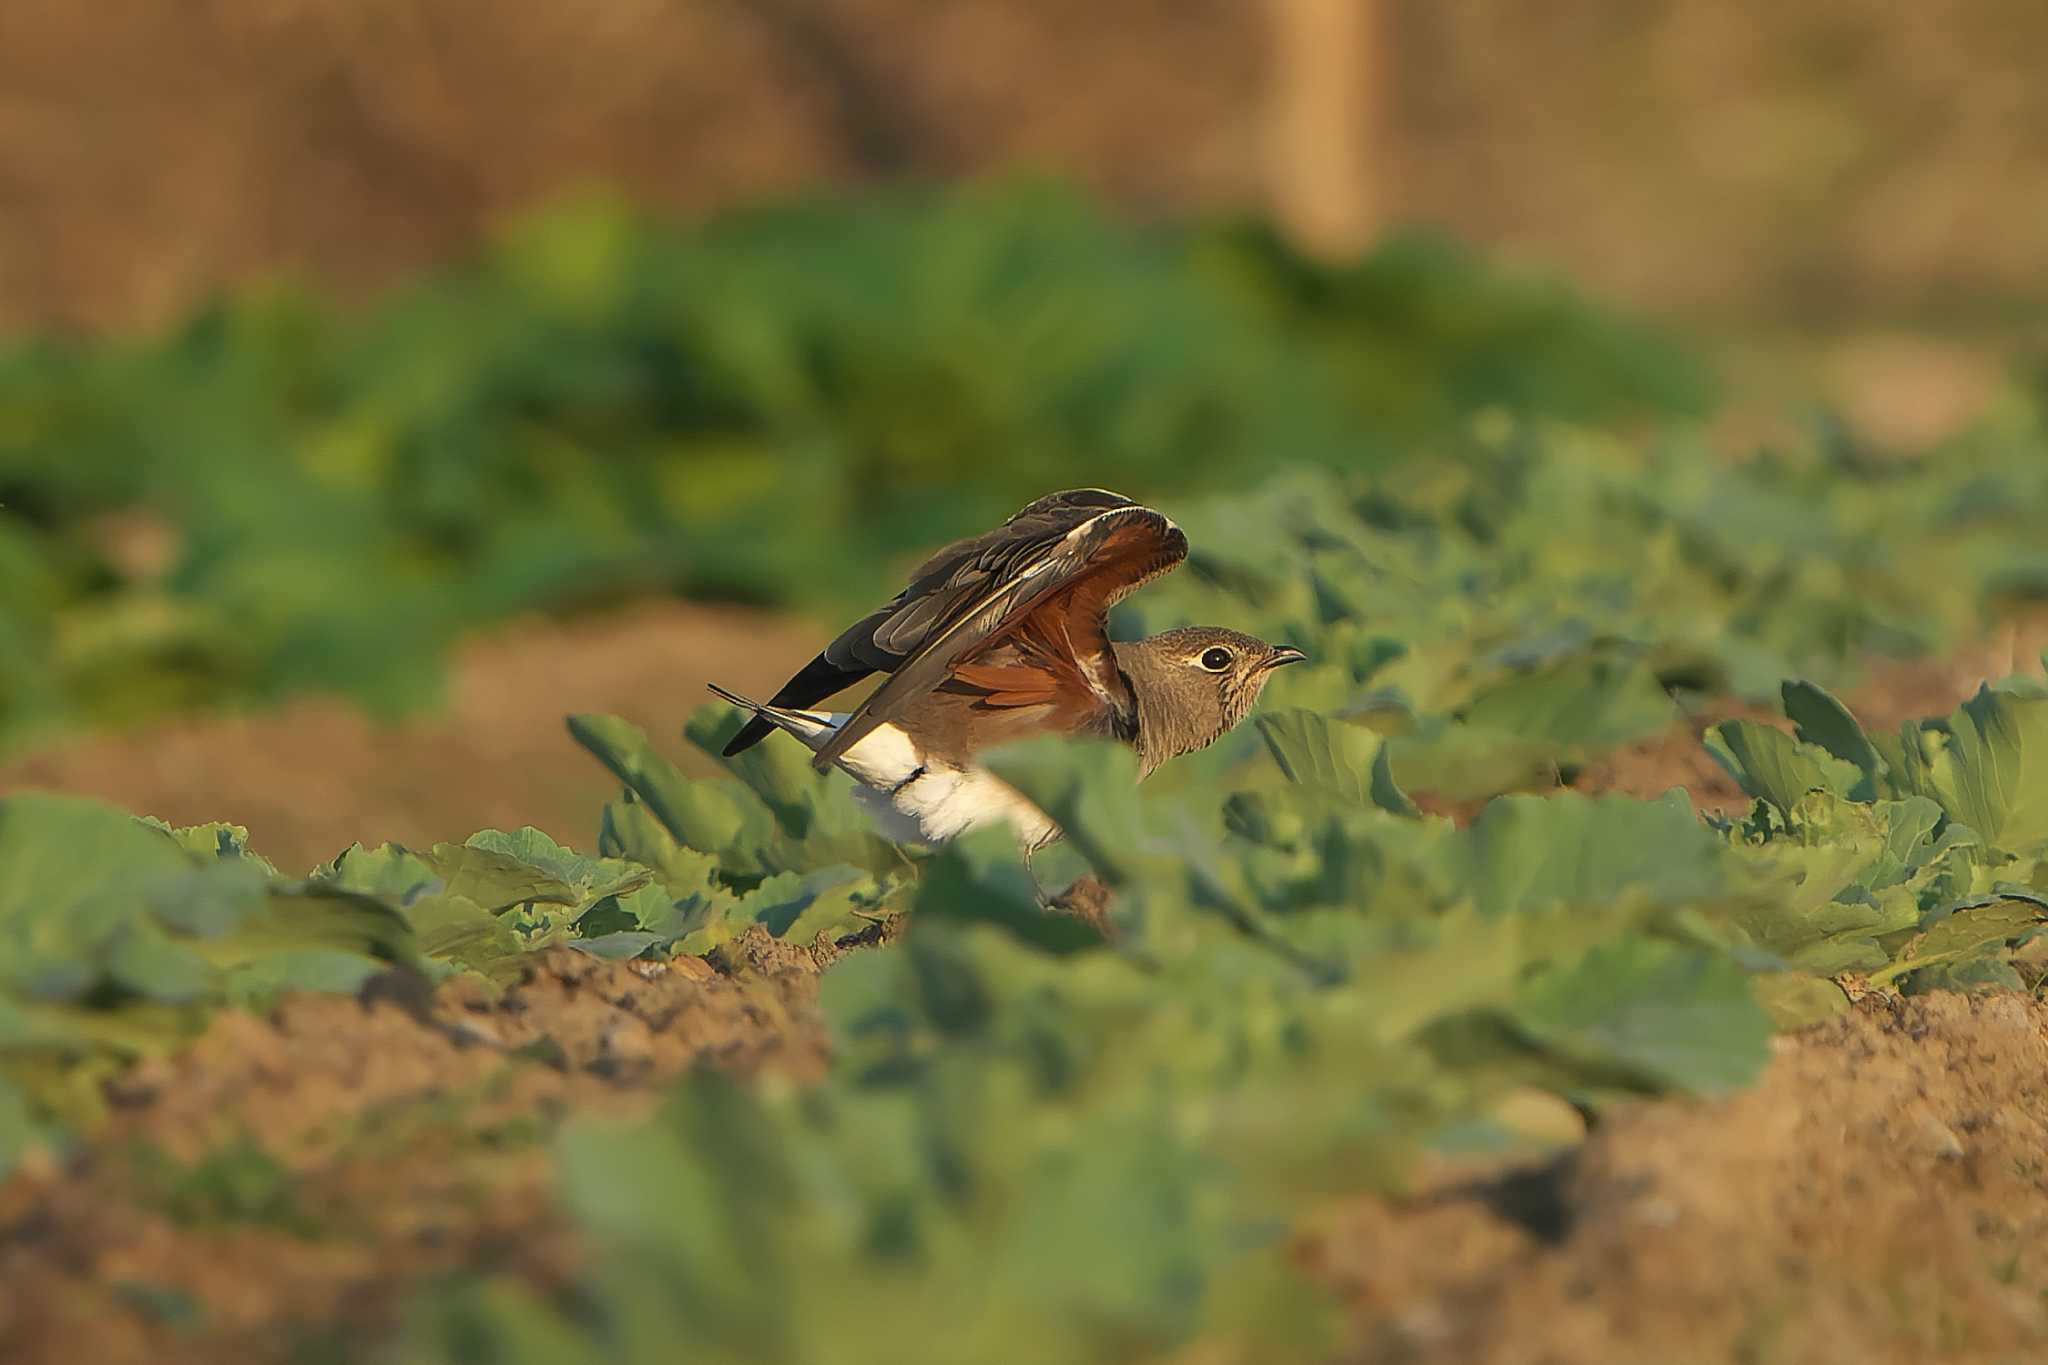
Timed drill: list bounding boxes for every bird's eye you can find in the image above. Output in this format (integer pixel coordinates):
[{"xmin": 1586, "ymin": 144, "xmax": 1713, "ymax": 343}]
[{"xmin": 1199, "ymin": 646, "xmax": 1234, "ymax": 672}]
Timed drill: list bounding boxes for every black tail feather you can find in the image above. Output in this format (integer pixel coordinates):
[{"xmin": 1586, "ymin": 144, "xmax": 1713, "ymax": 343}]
[{"xmin": 717, "ymin": 654, "xmax": 873, "ymax": 757}]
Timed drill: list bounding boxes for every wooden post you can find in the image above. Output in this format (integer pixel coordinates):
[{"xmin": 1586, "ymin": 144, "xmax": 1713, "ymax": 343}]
[{"xmin": 1264, "ymin": 0, "xmax": 1385, "ymax": 261}]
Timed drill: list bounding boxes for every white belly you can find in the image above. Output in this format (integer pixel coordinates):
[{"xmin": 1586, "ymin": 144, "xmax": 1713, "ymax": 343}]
[{"xmin": 787, "ymin": 712, "xmax": 1061, "ymax": 850}]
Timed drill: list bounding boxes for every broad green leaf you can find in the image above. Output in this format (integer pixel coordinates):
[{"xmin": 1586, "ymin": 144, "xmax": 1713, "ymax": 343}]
[
  {"xmin": 1782, "ymin": 679, "xmax": 1884, "ymax": 799},
  {"xmin": 222, "ymin": 950, "xmax": 388, "ymax": 1003},
  {"xmin": 1255, "ymin": 708, "xmax": 1415, "ymax": 815},
  {"xmin": 1720, "ymin": 795, "xmax": 1957, "ymax": 974},
  {"xmin": 1507, "ymin": 936, "xmax": 1772, "ymax": 1094},
  {"xmin": 105, "ymin": 920, "xmax": 216, "ymax": 1003},
  {"xmin": 686, "ymin": 702, "xmax": 870, "ymax": 840},
  {"xmin": 130, "ymin": 859, "xmax": 273, "ymax": 939},
  {"xmin": 1348, "ymin": 904, "xmax": 1530, "ymax": 1043},
  {"xmin": 201, "ymin": 885, "xmax": 421, "ymax": 975},
  {"xmin": 1459, "ymin": 655, "xmax": 1676, "ymax": 749},
  {"xmin": 463, "ymin": 827, "xmax": 652, "ymax": 903},
  {"xmin": 1384, "ymin": 718, "xmax": 1561, "ymax": 804},
  {"xmin": 318, "ymin": 843, "xmax": 440, "ymax": 904},
  {"xmin": 1705, "ymin": 720, "xmax": 1862, "ymax": 815},
  {"xmin": 579, "ymin": 881, "xmax": 704, "ymax": 945},
  {"xmin": 570, "ymin": 932, "xmax": 665, "ymax": 961},
  {"xmin": 1871, "ymin": 896, "xmax": 2046, "ymax": 988},
  {"xmin": 598, "ymin": 800, "xmax": 723, "ymax": 899},
  {"xmin": 739, "ymin": 865, "xmax": 877, "ymax": 943},
  {"xmin": 422, "ymin": 842, "xmax": 580, "ymax": 912},
  {"xmin": 400, "ymin": 893, "xmax": 526, "ymax": 981},
  {"xmin": 0, "ymin": 795, "xmax": 192, "ymax": 978},
  {"xmin": 1911, "ymin": 688, "xmax": 2048, "ymax": 853},
  {"xmin": 570, "ymin": 713, "xmax": 772, "ymax": 855},
  {"xmin": 1448, "ymin": 790, "xmax": 1727, "ymax": 918},
  {"xmin": 1749, "ymin": 972, "xmax": 1849, "ymax": 1029}
]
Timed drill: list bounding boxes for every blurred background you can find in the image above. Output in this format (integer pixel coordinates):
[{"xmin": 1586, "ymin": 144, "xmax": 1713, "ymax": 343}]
[
  {"xmin": 1, "ymin": 0, "xmax": 2042, "ymax": 865},
  {"xmin": 7, "ymin": 0, "xmax": 2046, "ymax": 336}
]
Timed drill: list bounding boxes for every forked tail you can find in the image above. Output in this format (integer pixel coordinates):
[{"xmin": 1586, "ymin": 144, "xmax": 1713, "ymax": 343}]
[
  {"xmin": 704, "ymin": 682, "xmax": 836, "ymax": 746},
  {"xmin": 705, "ymin": 681, "xmax": 761, "ymax": 713}
]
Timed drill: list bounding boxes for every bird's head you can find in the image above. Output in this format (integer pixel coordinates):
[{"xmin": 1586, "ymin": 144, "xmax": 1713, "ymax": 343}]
[{"xmin": 1113, "ymin": 626, "xmax": 1308, "ymax": 774}]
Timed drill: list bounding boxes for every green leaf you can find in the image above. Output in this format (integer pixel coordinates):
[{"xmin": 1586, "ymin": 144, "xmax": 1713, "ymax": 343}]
[
  {"xmin": 221, "ymin": 950, "xmax": 388, "ymax": 1003},
  {"xmin": 421, "ymin": 842, "xmax": 580, "ymax": 912},
  {"xmin": 1781, "ymin": 679, "xmax": 1884, "ymax": 799},
  {"xmin": 133, "ymin": 860, "xmax": 273, "ymax": 939},
  {"xmin": 1459, "ymin": 655, "xmax": 1677, "ymax": 750},
  {"xmin": 1871, "ymin": 896, "xmax": 2046, "ymax": 988},
  {"xmin": 1750, "ymin": 972, "xmax": 1849, "ymax": 1029},
  {"xmin": 1705, "ymin": 720, "xmax": 1863, "ymax": 815},
  {"xmin": 399, "ymin": 893, "xmax": 526, "ymax": 981},
  {"xmin": 1255, "ymin": 708, "xmax": 1414, "ymax": 814},
  {"xmin": 105, "ymin": 921, "xmax": 216, "ymax": 1003},
  {"xmin": 207, "ymin": 885, "xmax": 422, "ymax": 975},
  {"xmin": 598, "ymin": 800, "xmax": 722, "ymax": 899},
  {"xmin": 1508, "ymin": 936, "xmax": 1772, "ymax": 1094},
  {"xmin": 738, "ymin": 865, "xmax": 876, "ymax": 943},
  {"xmin": 463, "ymin": 827, "xmax": 652, "ymax": 903},
  {"xmin": 686, "ymin": 703, "xmax": 871, "ymax": 840},
  {"xmin": 1910, "ymin": 688, "xmax": 2048, "ymax": 853},
  {"xmin": 1346, "ymin": 904, "xmax": 1532, "ymax": 1043},
  {"xmin": 570, "ymin": 932, "xmax": 665, "ymax": 961},
  {"xmin": 1720, "ymin": 795, "xmax": 1953, "ymax": 974},
  {"xmin": 1382, "ymin": 718, "xmax": 1562, "ymax": 804},
  {"xmin": 1449, "ymin": 791, "xmax": 1727, "ymax": 918},
  {"xmin": 317, "ymin": 843, "xmax": 440, "ymax": 904},
  {"xmin": 571, "ymin": 713, "xmax": 772, "ymax": 856},
  {"xmin": 0, "ymin": 795, "xmax": 192, "ymax": 976}
]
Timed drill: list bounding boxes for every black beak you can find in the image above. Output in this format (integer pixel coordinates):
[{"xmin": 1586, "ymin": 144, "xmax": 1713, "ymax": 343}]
[{"xmin": 1261, "ymin": 645, "xmax": 1308, "ymax": 670}]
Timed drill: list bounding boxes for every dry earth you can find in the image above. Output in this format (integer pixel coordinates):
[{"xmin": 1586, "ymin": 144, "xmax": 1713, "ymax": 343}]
[
  {"xmin": 1309, "ymin": 992, "xmax": 2048, "ymax": 1365},
  {"xmin": 0, "ymin": 933, "xmax": 840, "ymax": 1365}
]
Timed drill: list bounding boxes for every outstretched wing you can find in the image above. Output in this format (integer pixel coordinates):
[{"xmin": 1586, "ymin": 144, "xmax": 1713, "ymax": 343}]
[
  {"xmin": 811, "ymin": 497, "xmax": 1186, "ymax": 769},
  {"xmin": 722, "ymin": 489, "xmax": 1151, "ymax": 757}
]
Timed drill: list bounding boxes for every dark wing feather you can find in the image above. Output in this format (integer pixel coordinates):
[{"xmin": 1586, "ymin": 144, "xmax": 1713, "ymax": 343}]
[
  {"xmin": 722, "ymin": 489, "xmax": 1146, "ymax": 757},
  {"xmin": 812, "ymin": 502, "xmax": 1186, "ymax": 768}
]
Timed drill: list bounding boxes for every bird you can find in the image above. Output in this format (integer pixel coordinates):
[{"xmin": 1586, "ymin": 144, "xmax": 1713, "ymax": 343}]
[{"xmin": 706, "ymin": 488, "xmax": 1306, "ymax": 854}]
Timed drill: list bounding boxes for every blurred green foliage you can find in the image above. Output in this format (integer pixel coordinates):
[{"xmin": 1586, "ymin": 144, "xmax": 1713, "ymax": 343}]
[{"xmin": 0, "ymin": 185, "xmax": 1709, "ymax": 749}]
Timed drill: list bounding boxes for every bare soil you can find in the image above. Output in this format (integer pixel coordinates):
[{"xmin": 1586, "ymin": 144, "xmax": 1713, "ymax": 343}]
[
  {"xmin": 0, "ymin": 938, "xmax": 831, "ymax": 1365},
  {"xmin": 1307, "ymin": 992, "xmax": 2048, "ymax": 1365}
]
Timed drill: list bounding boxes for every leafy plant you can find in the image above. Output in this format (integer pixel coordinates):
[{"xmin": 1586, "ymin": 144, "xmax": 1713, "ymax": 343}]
[
  {"xmin": 392, "ymin": 744, "xmax": 1780, "ymax": 1365},
  {"xmin": 1708, "ymin": 683, "xmax": 2048, "ymax": 997},
  {"xmin": 0, "ymin": 186, "xmax": 1726, "ymax": 753}
]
